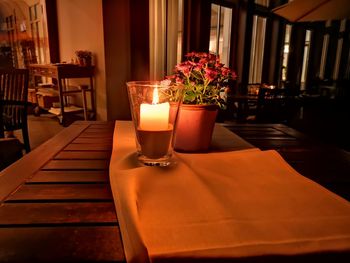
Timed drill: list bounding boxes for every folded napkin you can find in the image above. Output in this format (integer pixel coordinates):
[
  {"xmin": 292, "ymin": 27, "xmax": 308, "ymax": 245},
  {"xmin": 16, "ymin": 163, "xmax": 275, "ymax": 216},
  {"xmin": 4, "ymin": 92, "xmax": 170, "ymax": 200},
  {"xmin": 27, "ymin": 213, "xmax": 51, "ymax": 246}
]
[{"xmin": 109, "ymin": 121, "xmax": 350, "ymax": 263}]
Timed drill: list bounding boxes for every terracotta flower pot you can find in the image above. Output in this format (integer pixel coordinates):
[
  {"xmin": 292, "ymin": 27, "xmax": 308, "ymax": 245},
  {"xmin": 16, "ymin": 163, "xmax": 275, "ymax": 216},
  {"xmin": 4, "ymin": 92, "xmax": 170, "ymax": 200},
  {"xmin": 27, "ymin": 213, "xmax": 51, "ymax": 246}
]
[
  {"xmin": 84, "ymin": 57, "xmax": 92, "ymax": 66},
  {"xmin": 77, "ymin": 57, "xmax": 92, "ymax": 66},
  {"xmin": 173, "ymin": 104, "xmax": 218, "ymax": 152},
  {"xmin": 78, "ymin": 58, "xmax": 85, "ymax": 66}
]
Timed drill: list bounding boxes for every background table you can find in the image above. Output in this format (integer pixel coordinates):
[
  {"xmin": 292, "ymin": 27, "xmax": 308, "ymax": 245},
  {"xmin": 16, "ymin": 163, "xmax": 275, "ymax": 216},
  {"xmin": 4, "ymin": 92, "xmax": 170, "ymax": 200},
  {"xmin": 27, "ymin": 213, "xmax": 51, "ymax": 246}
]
[{"xmin": 29, "ymin": 64, "xmax": 95, "ymax": 125}]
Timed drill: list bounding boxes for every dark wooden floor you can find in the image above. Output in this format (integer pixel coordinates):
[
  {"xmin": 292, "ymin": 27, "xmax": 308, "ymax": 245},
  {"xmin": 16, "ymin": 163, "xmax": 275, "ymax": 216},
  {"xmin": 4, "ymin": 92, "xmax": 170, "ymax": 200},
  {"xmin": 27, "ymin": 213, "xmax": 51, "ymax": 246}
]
[{"xmin": 224, "ymin": 123, "xmax": 350, "ymax": 202}]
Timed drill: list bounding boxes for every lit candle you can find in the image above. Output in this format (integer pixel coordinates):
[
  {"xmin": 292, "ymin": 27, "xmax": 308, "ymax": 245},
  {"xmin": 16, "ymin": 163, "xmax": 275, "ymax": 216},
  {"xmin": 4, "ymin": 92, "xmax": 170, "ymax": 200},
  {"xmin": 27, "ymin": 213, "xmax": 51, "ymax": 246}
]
[{"xmin": 140, "ymin": 87, "xmax": 170, "ymax": 130}]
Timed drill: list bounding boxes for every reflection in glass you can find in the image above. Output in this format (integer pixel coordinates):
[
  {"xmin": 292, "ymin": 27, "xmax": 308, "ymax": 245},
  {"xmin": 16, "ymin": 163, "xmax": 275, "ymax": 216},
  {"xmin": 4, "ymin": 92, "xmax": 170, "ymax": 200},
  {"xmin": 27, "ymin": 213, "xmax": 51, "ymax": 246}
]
[
  {"xmin": 176, "ymin": 0, "xmax": 183, "ymax": 64},
  {"xmin": 209, "ymin": 4, "xmax": 232, "ymax": 66},
  {"xmin": 300, "ymin": 30, "xmax": 312, "ymax": 90},
  {"xmin": 254, "ymin": 0, "xmax": 270, "ymax": 7},
  {"xmin": 249, "ymin": 15, "xmax": 266, "ymax": 84},
  {"xmin": 282, "ymin": 24, "xmax": 292, "ymax": 82},
  {"xmin": 319, "ymin": 20, "xmax": 332, "ymax": 79},
  {"xmin": 333, "ymin": 19, "xmax": 347, "ymax": 80},
  {"xmin": 1, "ymin": 0, "xmax": 49, "ymax": 68}
]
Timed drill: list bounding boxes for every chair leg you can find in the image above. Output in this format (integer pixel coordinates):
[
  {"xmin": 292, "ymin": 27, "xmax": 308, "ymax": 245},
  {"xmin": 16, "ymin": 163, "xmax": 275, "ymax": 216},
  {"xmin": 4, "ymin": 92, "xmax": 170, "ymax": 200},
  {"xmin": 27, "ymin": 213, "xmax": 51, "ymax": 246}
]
[
  {"xmin": 22, "ymin": 125, "xmax": 31, "ymax": 153},
  {"xmin": 81, "ymin": 89, "xmax": 88, "ymax": 121}
]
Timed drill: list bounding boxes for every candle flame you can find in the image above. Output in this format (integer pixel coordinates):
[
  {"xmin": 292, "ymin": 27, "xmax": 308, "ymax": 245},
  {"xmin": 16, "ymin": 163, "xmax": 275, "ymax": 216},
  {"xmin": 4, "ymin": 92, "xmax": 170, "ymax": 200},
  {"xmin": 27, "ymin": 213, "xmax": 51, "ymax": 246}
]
[{"xmin": 152, "ymin": 87, "xmax": 159, "ymax": 104}]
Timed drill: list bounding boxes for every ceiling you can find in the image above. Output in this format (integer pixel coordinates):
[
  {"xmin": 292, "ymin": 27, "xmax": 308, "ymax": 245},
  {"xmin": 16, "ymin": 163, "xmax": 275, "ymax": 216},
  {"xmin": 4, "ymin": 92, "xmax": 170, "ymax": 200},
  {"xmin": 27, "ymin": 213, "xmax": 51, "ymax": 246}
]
[{"xmin": 0, "ymin": 0, "xmax": 28, "ymax": 23}]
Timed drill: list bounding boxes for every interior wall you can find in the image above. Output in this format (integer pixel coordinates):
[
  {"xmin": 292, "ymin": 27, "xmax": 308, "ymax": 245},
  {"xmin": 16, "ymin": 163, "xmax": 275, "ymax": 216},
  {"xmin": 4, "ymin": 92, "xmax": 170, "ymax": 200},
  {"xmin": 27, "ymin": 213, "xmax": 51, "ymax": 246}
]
[
  {"xmin": 103, "ymin": 0, "xmax": 150, "ymax": 121},
  {"xmin": 56, "ymin": 0, "xmax": 107, "ymax": 120},
  {"xmin": 103, "ymin": 0, "xmax": 132, "ymax": 121},
  {"xmin": 236, "ymin": 0, "xmax": 249, "ymax": 88}
]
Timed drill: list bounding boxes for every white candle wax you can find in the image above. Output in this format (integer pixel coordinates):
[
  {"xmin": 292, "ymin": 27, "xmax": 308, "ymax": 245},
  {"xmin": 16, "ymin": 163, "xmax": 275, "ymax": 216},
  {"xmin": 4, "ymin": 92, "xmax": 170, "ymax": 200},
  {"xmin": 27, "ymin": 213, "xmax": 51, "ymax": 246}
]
[{"xmin": 140, "ymin": 102, "xmax": 170, "ymax": 130}]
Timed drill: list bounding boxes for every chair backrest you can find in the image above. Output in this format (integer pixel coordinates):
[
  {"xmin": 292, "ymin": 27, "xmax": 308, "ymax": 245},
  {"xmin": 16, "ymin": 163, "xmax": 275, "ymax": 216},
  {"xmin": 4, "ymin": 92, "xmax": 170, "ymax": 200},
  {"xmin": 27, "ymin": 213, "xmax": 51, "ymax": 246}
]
[
  {"xmin": 0, "ymin": 68, "xmax": 29, "ymax": 102},
  {"xmin": 0, "ymin": 68, "xmax": 29, "ymax": 130}
]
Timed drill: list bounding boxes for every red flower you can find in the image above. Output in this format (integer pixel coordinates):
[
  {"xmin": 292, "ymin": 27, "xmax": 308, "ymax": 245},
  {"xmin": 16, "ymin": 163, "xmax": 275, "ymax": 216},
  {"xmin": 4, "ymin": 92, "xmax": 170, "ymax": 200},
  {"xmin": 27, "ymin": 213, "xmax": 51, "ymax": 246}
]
[
  {"xmin": 166, "ymin": 51, "xmax": 237, "ymax": 108},
  {"xmin": 176, "ymin": 76, "xmax": 184, "ymax": 83},
  {"xmin": 176, "ymin": 62, "xmax": 192, "ymax": 77},
  {"xmin": 221, "ymin": 67, "xmax": 231, "ymax": 77},
  {"xmin": 204, "ymin": 68, "xmax": 218, "ymax": 82}
]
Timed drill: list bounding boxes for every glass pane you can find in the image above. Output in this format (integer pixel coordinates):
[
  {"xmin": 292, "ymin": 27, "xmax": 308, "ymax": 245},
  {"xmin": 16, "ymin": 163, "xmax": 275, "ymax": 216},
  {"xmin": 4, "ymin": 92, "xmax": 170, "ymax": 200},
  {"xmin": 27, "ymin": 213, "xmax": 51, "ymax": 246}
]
[
  {"xmin": 209, "ymin": 4, "xmax": 232, "ymax": 66},
  {"xmin": 249, "ymin": 15, "xmax": 266, "ymax": 84},
  {"xmin": 30, "ymin": 5, "xmax": 36, "ymax": 21},
  {"xmin": 219, "ymin": 6, "xmax": 232, "ymax": 66},
  {"xmin": 333, "ymin": 19, "xmax": 346, "ymax": 80},
  {"xmin": 319, "ymin": 20, "xmax": 332, "ymax": 79},
  {"xmin": 176, "ymin": 0, "xmax": 183, "ymax": 64},
  {"xmin": 34, "ymin": 4, "xmax": 38, "ymax": 19},
  {"xmin": 209, "ymin": 4, "xmax": 219, "ymax": 55},
  {"xmin": 29, "ymin": 6, "xmax": 33, "ymax": 21},
  {"xmin": 254, "ymin": 0, "xmax": 269, "ymax": 7},
  {"xmin": 36, "ymin": 4, "xmax": 42, "ymax": 19},
  {"xmin": 319, "ymin": 35, "xmax": 329, "ymax": 79},
  {"xmin": 282, "ymin": 24, "xmax": 292, "ymax": 82},
  {"xmin": 301, "ymin": 30, "xmax": 312, "ymax": 90},
  {"xmin": 2, "ymin": 2, "xmax": 49, "ymax": 67}
]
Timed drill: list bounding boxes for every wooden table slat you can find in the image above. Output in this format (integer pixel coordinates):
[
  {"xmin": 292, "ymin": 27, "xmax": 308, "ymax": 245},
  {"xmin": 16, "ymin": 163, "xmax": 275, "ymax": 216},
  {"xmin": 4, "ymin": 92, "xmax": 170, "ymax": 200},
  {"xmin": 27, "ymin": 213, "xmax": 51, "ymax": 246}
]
[
  {"xmin": 28, "ymin": 170, "xmax": 109, "ymax": 183},
  {"xmin": 72, "ymin": 121, "xmax": 114, "ymax": 126},
  {"xmin": 42, "ymin": 160, "xmax": 109, "ymax": 170},
  {"xmin": 225, "ymin": 130, "xmax": 287, "ymax": 136},
  {"xmin": 0, "ymin": 226, "xmax": 125, "ymax": 262},
  {"xmin": 86, "ymin": 126, "xmax": 113, "ymax": 133},
  {"xmin": 6, "ymin": 184, "xmax": 113, "ymax": 201},
  {"xmin": 54, "ymin": 151, "xmax": 111, "ymax": 160},
  {"xmin": 0, "ymin": 202, "xmax": 117, "ymax": 225},
  {"xmin": 72, "ymin": 137, "xmax": 113, "ymax": 144},
  {"xmin": 79, "ymin": 132, "xmax": 114, "ymax": 138},
  {"xmin": 242, "ymin": 136, "xmax": 297, "ymax": 141},
  {"xmin": 243, "ymin": 139, "xmax": 306, "ymax": 148},
  {"xmin": 223, "ymin": 126, "xmax": 277, "ymax": 131},
  {"xmin": 64, "ymin": 144, "xmax": 112, "ymax": 151},
  {"xmin": 88, "ymin": 123, "xmax": 115, "ymax": 128}
]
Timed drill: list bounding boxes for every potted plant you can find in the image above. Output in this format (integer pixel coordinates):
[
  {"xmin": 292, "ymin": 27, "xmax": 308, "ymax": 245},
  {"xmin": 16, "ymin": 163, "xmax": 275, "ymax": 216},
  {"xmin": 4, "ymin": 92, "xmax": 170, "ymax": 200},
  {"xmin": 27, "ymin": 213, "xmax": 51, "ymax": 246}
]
[
  {"xmin": 75, "ymin": 50, "xmax": 92, "ymax": 66},
  {"xmin": 166, "ymin": 52, "xmax": 237, "ymax": 152}
]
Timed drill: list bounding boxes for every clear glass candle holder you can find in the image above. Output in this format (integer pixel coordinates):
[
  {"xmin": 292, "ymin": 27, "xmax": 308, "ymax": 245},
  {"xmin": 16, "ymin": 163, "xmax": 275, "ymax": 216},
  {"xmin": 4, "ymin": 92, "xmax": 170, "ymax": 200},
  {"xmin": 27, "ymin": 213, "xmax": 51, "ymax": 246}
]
[{"xmin": 126, "ymin": 81, "xmax": 183, "ymax": 166}]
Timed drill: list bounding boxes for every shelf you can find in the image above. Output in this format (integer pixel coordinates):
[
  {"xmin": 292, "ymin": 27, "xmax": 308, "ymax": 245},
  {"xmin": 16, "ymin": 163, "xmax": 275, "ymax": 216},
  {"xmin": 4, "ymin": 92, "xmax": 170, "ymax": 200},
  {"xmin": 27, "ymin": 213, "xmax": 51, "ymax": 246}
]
[{"xmin": 48, "ymin": 105, "xmax": 84, "ymax": 116}]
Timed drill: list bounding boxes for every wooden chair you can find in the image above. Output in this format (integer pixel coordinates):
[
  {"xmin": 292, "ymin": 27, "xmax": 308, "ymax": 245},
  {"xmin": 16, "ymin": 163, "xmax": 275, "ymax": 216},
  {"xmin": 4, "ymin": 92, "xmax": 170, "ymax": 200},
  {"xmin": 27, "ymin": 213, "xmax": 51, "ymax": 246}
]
[
  {"xmin": 0, "ymin": 68, "xmax": 30, "ymax": 152},
  {"xmin": 0, "ymin": 137, "xmax": 23, "ymax": 171},
  {"xmin": 255, "ymin": 84, "xmax": 295, "ymax": 123}
]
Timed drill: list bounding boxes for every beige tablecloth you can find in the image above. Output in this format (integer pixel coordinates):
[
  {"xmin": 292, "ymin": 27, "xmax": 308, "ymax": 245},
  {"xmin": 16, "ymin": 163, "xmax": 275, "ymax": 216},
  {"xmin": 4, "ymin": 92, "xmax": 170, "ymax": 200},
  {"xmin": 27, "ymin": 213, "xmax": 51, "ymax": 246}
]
[{"xmin": 109, "ymin": 121, "xmax": 350, "ymax": 263}]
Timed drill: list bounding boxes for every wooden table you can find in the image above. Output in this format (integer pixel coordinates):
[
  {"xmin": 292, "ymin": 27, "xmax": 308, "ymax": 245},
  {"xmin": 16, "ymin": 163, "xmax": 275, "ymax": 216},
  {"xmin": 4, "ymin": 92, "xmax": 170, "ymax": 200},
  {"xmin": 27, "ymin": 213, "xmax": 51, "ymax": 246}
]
[
  {"xmin": 1, "ymin": 121, "xmax": 349, "ymax": 262},
  {"xmin": 29, "ymin": 64, "xmax": 95, "ymax": 126},
  {"xmin": 0, "ymin": 121, "xmax": 125, "ymax": 262},
  {"xmin": 228, "ymin": 94, "xmax": 258, "ymax": 121},
  {"xmin": 223, "ymin": 122, "xmax": 350, "ymax": 201}
]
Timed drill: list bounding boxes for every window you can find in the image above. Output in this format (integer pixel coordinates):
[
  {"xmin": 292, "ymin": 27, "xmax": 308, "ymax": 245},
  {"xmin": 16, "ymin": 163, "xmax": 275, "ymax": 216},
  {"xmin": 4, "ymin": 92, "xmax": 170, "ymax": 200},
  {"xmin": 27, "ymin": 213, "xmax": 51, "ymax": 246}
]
[
  {"xmin": 300, "ymin": 30, "xmax": 311, "ymax": 90},
  {"xmin": 281, "ymin": 24, "xmax": 292, "ymax": 82},
  {"xmin": 176, "ymin": 0, "xmax": 183, "ymax": 65},
  {"xmin": 319, "ymin": 20, "xmax": 332, "ymax": 79},
  {"xmin": 333, "ymin": 19, "xmax": 347, "ymax": 80},
  {"xmin": 249, "ymin": 15, "xmax": 266, "ymax": 84},
  {"xmin": 209, "ymin": 3, "xmax": 232, "ymax": 66},
  {"xmin": 2, "ymin": 1, "xmax": 50, "ymax": 68},
  {"xmin": 5, "ymin": 14, "xmax": 18, "ymax": 67},
  {"xmin": 29, "ymin": 3, "xmax": 49, "ymax": 64},
  {"xmin": 254, "ymin": 0, "xmax": 270, "ymax": 7},
  {"xmin": 149, "ymin": 0, "xmax": 184, "ymax": 78}
]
